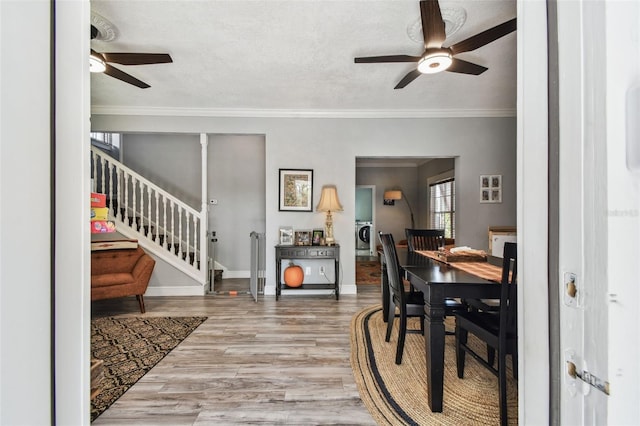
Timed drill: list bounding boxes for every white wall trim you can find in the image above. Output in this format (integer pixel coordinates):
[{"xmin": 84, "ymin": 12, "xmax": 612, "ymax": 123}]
[{"xmin": 91, "ymin": 106, "xmax": 517, "ymax": 119}]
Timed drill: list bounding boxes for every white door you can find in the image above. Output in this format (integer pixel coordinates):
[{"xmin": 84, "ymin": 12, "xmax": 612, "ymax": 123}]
[{"xmin": 557, "ymin": 1, "xmax": 639, "ymax": 423}]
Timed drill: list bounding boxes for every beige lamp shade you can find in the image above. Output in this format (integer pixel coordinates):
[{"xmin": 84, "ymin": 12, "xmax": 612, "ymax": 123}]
[
  {"xmin": 316, "ymin": 185, "xmax": 344, "ymax": 212},
  {"xmin": 383, "ymin": 190, "xmax": 403, "ymax": 200}
]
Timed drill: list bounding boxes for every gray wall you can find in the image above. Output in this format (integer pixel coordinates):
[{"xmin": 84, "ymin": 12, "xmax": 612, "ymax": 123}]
[
  {"xmin": 208, "ymin": 134, "xmax": 266, "ymax": 272},
  {"xmin": 123, "ymin": 133, "xmax": 202, "ymax": 208},
  {"xmin": 91, "ymin": 114, "xmax": 517, "ymax": 294}
]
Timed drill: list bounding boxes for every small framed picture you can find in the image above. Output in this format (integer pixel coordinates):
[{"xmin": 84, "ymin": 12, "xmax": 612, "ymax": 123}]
[
  {"xmin": 279, "ymin": 169, "xmax": 313, "ymax": 212},
  {"xmin": 279, "ymin": 226, "xmax": 294, "ymax": 245},
  {"xmin": 295, "ymin": 230, "xmax": 312, "ymax": 246},
  {"xmin": 312, "ymin": 229, "xmax": 324, "ymax": 245},
  {"xmin": 480, "ymin": 174, "xmax": 502, "ymax": 203}
]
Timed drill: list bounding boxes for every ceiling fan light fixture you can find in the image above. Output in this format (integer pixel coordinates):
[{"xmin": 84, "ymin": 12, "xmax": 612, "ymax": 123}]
[
  {"xmin": 417, "ymin": 51, "xmax": 452, "ymax": 74},
  {"xmin": 89, "ymin": 53, "xmax": 106, "ymax": 73}
]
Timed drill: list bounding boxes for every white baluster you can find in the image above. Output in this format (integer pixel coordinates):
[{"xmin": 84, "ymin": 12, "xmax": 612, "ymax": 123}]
[
  {"xmin": 99, "ymin": 156, "xmax": 106, "ymax": 194},
  {"xmin": 123, "ymin": 173, "xmax": 130, "ymax": 226},
  {"xmin": 117, "ymin": 170, "xmax": 123, "ymax": 222},
  {"xmin": 170, "ymin": 201, "xmax": 175, "ymax": 254},
  {"xmin": 186, "ymin": 212, "xmax": 191, "ymax": 265},
  {"xmin": 107, "ymin": 163, "xmax": 114, "ymax": 214},
  {"xmin": 91, "ymin": 151, "xmax": 97, "ymax": 192},
  {"xmin": 146, "ymin": 184, "xmax": 151, "ymax": 238},
  {"xmin": 154, "ymin": 191, "xmax": 160, "ymax": 245},
  {"xmin": 132, "ymin": 177, "xmax": 138, "ymax": 232},
  {"xmin": 193, "ymin": 213, "xmax": 199, "ymax": 269},
  {"xmin": 162, "ymin": 197, "xmax": 168, "ymax": 249},
  {"xmin": 178, "ymin": 209, "xmax": 183, "ymax": 261}
]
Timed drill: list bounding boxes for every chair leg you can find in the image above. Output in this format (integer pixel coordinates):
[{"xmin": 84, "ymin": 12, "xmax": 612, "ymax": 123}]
[
  {"xmin": 498, "ymin": 351, "xmax": 508, "ymax": 426},
  {"xmin": 385, "ymin": 302, "xmax": 396, "ymax": 342},
  {"xmin": 455, "ymin": 326, "xmax": 468, "ymax": 378},
  {"xmin": 395, "ymin": 309, "xmax": 408, "ymax": 365},
  {"xmin": 511, "ymin": 352, "xmax": 518, "ymax": 380},
  {"xmin": 136, "ymin": 295, "xmax": 146, "ymax": 314}
]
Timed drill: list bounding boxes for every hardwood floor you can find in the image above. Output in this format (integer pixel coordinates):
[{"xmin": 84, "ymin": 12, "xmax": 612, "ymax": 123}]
[{"xmin": 91, "ymin": 280, "xmax": 381, "ymax": 425}]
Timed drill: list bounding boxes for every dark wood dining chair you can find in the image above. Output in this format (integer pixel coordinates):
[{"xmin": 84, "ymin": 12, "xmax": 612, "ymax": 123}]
[
  {"xmin": 404, "ymin": 228, "xmax": 445, "ymax": 251},
  {"xmin": 405, "ymin": 228, "xmax": 465, "ymax": 326},
  {"xmin": 378, "ymin": 232, "xmax": 425, "ymax": 365},
  {"xmin": 454, "ymin": 242, "xmax": 518, "ymax": 426}
]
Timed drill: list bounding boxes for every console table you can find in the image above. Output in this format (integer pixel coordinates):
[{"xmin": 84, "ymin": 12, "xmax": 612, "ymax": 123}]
[{"xmin": 275, "ymin": 245, "xmax": 340, "ymax": 300}]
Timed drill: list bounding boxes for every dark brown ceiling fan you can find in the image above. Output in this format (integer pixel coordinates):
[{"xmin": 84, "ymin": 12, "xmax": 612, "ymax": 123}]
[
  {"xmin": 90, "ymin": 25, "xmax": 172, "ymax": 89},
  {"xmin": 354, "ymin": 0, "xmax": 516, "ymax": 89}
]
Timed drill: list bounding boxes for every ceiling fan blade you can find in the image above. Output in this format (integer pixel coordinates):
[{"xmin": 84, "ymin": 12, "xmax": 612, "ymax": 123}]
[
  {"xmin": 355, "ymin": 55, "xmax": 421, "ymax": 63},
  {"xmin": 449, "ymin": 18, "xmax": 517, "ymax": 55},
  {"xmin": 102, "ymin": 52, "xmax": 173, "ymax": 65},
  {"xmin": 420, "ymin": 0, "xmax": 446, "ymax": 49},
  {"xmin": 394, "ymin": 69, "xmax": 422, "ymax": 89},
  {"xmin": 103, "ymin": 63, "xmax": 151, "ymax": 88},
  {"xmin": 446, "ymin": 58, "xmax": 488, "ymax": 75}
]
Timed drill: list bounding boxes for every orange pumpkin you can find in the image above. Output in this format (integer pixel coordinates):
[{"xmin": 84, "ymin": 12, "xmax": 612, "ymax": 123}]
[{"xmin": 284, "ymin": 263, "xmax": 304, "ymax": 287}]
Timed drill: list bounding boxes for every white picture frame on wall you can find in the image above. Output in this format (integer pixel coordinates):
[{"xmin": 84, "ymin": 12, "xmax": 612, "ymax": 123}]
[{"xmin": 480, "ymin": 174, "xmax": 502, "ymax": 203}]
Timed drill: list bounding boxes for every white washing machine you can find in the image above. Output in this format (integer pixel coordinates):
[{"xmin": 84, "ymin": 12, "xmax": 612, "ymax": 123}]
[{"xmin": 355, "ymin": 221, "xmax": 372, "ymax": 250}]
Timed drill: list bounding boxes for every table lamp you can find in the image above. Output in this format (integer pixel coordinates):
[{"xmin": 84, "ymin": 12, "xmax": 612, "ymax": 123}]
[
  {"xmin": 383, "ymin": 189, "xmax": 415, "ymax": 229},
  {"xmin": 316, "ymin": 185, "xmax": 343, "ymax": 245}
]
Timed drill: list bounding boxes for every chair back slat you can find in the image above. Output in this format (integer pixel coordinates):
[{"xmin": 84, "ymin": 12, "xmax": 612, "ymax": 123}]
[
  {"xmin": 499, "ymin": 242, "xmax": 518, "ymax": 337},
  {"xmin": 405, "ymin": 228, "xmax": 445, "ymax": 251}
]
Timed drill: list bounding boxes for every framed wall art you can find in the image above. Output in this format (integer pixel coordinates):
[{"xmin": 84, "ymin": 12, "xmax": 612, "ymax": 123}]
[
  {"xmin": 480, "ymin": 174, "xmax": 502, "ymax": 203},
  {"xmin": 279, "ymin": 169, "xmax": 313, "ymax": 212}
]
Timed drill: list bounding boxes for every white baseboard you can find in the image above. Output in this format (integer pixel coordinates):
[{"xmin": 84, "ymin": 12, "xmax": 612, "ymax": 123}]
[
  {"xmin": 145, "ymin": 285, "xmax": 205, "ymax": 296},
  {"xmin": 222, "ymin": 270, "xmax": 250, "ymax": 279}
]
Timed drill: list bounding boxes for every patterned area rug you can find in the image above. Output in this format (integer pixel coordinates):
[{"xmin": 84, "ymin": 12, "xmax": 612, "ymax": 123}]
[
  {"xmin": 350, "ymin": 305, "xmax": 518, "ymax": 425},
  {"xmin": 91, "ymin": 316, "xmax": 207, "ymax": 421},
  {"xmin": 356, "ymin": 260, "xmax": 381, "ymax": 285}
]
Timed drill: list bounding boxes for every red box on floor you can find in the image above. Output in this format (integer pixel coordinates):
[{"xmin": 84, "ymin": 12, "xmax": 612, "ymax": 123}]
[{"xmin": 90, "ymin": 192, "xmax": 106, "ymax": 208}]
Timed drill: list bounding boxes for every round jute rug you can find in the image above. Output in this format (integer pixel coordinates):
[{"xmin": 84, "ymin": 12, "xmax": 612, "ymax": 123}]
[{"xmin": 350, "ymin": 305, "xmax": 518, "ymax": 425}]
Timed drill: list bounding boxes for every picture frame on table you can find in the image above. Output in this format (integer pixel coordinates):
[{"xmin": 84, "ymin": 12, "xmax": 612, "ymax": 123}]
[
  {"xmin": 279, "ymin": 226, "xmax": 294, "ymax": 245},
  {"xmin": 312, "ymin": 229, "xmax": 324, "ymax": 245},
  {"xmin": 480, "ymin": 174, "xmax": 502, "ymax": 203},
  {"xmin": 279, "ymin": 169, "xmax": 313, "ymax": 212},
  {"xmin": 295, "ymin": 230, "xmax": 312, "ymax": 246}
]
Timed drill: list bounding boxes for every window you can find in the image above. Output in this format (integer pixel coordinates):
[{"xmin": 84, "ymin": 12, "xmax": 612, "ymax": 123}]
[
  {"xmin": 429, "ymin": 178, "xmax": 455, "ymax": 239},
  {"xmin": 90, "ymin": 132, "xmax": 121, "ymax": 150}
]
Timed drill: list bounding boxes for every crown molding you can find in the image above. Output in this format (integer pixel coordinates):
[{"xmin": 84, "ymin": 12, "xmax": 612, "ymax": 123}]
[{"xmin": 91, "ymin": 106, "xmax": 516, "ymax": 119}]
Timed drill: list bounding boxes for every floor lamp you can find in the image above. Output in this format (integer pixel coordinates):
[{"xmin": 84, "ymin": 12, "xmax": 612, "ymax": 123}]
[
  {"xmin": 383, "ymin": 190, "xmax": 415, "ymax": 229},
  {"xmin": 316, "ymin": 185, "xmax": 343, "ymax": 245}
]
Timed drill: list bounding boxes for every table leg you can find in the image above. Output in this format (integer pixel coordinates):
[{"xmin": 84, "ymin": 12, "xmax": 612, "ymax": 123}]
[{"xmin": 423, "ymin": 287, "xmax": 446, "ymax": 412}]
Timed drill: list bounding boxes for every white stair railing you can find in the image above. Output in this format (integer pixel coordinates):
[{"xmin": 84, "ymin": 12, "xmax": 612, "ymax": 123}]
[{"xmin": 91, "ymin": 147, "xmax": 207, "ymax": 284}]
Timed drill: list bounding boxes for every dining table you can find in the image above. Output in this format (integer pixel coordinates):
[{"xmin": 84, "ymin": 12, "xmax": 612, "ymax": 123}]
[{"xmin": 379, "ymin": 248, "xmax": 502, "ymax": 413}]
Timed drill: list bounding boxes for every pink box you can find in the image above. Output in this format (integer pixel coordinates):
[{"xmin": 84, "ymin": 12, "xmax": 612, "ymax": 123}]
[
  {"xmin": 90, "ymin": 192, "xmax": 106, "ymax": 208},
  {"xmin": 90, "ymin": 220, "xmax": 116, "ymax": 234}
]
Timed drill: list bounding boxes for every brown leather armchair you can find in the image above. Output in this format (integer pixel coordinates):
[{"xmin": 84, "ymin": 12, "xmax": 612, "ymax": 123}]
[{"xmin": 91, "ymin": 247, "xmax": 155, "ymax": 313}]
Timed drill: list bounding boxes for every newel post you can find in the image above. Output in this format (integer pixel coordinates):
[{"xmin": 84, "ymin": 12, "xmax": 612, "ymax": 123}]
[{"xmin": 200, "ymin": 133, "xmax": 209, "ymax": 285}]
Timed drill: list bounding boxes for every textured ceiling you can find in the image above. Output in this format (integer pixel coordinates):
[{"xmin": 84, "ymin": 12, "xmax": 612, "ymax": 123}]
[{"xmin": 90, "ymin": 0, "xmax": 517, "ymax": 117}]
